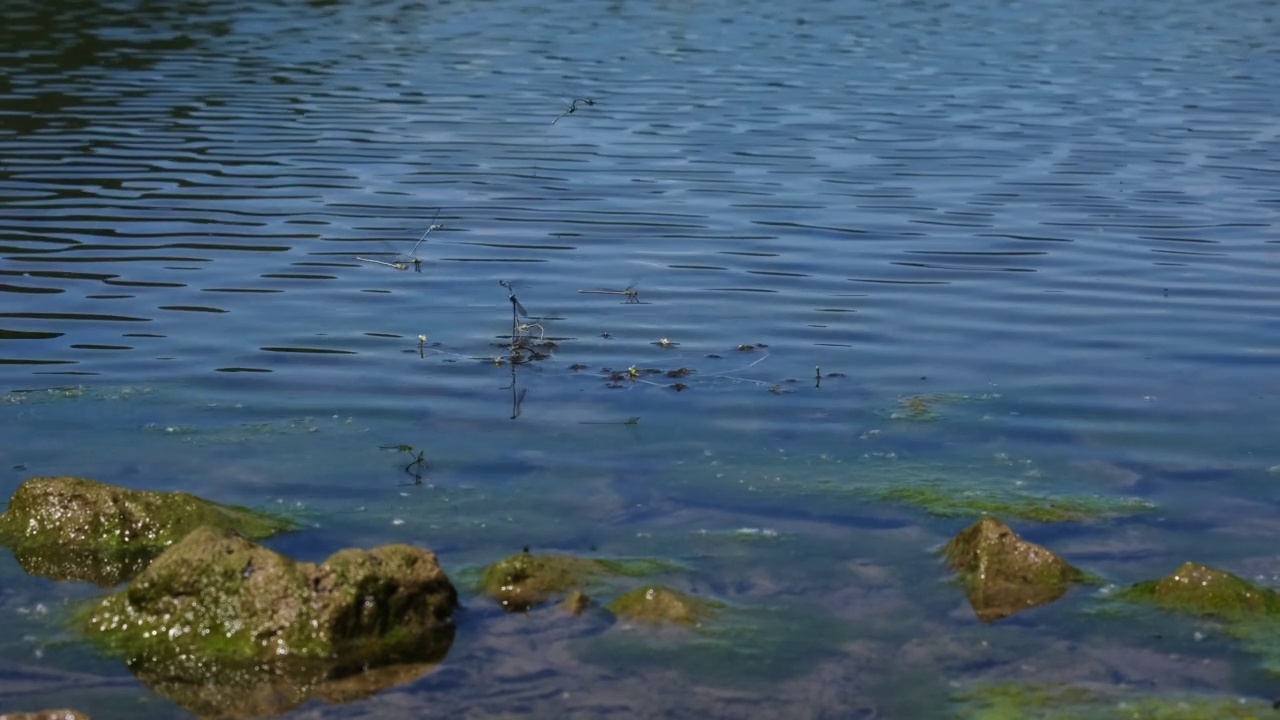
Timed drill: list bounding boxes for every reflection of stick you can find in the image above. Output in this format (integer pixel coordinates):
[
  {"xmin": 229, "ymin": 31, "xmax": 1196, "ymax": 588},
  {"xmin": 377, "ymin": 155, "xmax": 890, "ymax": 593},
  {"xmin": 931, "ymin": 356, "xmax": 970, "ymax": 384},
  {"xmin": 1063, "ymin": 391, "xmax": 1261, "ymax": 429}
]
[
  {"xmin": 506, "ymin": 359, "xmax": 529, "ymax": 420},
  {"xmin": 356, "ymin": 256, "xmax": 408, "ymax": 270},
  {"xmin": 712, "ymin": 353, "xmax": 771, "ymax": 385},
  {"xmin": 552, "ymin": 97, "xmax": 595, "ymax": 124}
]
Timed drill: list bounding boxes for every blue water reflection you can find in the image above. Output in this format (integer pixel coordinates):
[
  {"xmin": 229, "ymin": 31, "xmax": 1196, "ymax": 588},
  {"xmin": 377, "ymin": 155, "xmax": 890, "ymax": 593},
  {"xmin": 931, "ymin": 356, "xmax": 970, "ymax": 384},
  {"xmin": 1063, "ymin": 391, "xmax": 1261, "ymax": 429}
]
[{"xmin": 2, "ymin": 0, "xmax": 1279, "ymax": 716}]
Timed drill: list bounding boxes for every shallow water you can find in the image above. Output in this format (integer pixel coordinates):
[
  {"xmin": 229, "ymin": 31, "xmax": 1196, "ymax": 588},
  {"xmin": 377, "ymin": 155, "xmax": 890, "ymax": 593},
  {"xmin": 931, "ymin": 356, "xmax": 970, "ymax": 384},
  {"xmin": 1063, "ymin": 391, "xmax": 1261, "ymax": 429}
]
[{"xmin": 2, "ymin": 0, "xmax": 1279, "ymax": 717}]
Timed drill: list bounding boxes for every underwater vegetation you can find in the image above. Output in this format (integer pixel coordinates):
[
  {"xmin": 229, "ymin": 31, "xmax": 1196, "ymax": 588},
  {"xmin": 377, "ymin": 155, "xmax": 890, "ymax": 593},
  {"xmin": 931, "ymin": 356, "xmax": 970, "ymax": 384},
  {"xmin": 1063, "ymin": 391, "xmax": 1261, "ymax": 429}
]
[
  {"xmin": 953, "ymin": 682, "xmax": 1273, "ymax": 720},
  {"xmin": 872, "ymin": 481, "xmax": 1155, "ymax": 523}
]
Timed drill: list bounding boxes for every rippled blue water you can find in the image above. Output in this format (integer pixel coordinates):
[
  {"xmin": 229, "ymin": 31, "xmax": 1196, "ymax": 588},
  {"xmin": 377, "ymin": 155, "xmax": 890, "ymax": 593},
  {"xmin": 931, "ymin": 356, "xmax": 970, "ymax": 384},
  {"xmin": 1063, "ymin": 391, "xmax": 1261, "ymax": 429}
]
[{"xmin": 2, "ymin": 0, "xmax": 1279, "ymax": 717}]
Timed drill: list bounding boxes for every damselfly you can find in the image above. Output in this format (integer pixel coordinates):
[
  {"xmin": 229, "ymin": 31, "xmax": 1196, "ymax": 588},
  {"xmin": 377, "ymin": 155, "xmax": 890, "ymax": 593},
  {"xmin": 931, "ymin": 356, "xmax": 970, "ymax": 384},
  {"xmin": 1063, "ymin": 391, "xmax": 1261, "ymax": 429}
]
[
  {"xmin": 578, "ymin": 282, "xmax": 640, "ymax": 303},
  {"xmin": 498, "ymin": 279, "xmax": 529, "ymax": 318},
  {"xmin": 355, "ymin": 211, "xmax": 442, "ymax": 272},
  {"xmin": 499, "ymin": 280, "xmax": 543, "ymax": 351}
]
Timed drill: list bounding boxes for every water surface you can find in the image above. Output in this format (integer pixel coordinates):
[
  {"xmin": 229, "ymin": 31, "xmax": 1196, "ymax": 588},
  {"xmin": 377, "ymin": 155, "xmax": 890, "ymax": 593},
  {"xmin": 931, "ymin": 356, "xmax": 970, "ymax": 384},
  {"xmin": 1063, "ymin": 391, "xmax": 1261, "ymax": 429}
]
[{"xmin": 2, "ymin": 0, "xmax": 1279, "ymax": 717}]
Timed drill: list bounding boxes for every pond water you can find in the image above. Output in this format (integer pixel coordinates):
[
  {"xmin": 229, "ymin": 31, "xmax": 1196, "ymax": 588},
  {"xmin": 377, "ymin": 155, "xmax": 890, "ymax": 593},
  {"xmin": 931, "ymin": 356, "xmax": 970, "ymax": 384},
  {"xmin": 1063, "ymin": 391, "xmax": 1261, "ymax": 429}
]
[{"xmin": 2, "ymin": 0, "xmax": 1279, "ymax": 717}]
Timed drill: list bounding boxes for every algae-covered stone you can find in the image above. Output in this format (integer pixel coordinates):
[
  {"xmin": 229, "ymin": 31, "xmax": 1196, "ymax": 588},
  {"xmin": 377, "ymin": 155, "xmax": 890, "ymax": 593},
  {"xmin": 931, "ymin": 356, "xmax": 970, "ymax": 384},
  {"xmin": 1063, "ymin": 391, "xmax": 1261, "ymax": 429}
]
[
  {"xmin": 82, "ymin": 526, "xmax": 456, "ymax": 718},
  {"xmin": 0, "ymin": 476, "xmax": 294, "ymax": 586},
  {"xmin": 606, "ymin": 586, "xmax": 718, "ymax": 627},
  {"xmin": 943, "ymin": 517, "xmax": 1087, "ymax": 622},
  {"xmin": 87, "ymin": 526, "xmax": 456, "ymax": 663},
  {"xmin": 1116, "ymin": 563, "xmax": 1280, "ymax": 677},
  {"xmin": 478, "ymin": 551, "xmax": 673, "ymax": 612},
  {"xmin": 1117, "ymin": 562, "xmax": 1280, "ymax": 620}
]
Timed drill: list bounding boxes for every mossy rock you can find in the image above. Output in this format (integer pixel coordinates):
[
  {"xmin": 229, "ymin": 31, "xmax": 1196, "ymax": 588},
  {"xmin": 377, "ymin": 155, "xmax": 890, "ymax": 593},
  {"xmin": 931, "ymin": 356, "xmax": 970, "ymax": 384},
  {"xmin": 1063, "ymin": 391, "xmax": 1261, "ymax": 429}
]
[
  {"xmin": 606, "ymin": 586, "xmax": 719, "ymax": 627},
  {"xmin": 1117, "ymin": 562, "xmax": 1280, "ymax": 620},
  {"xmin": 478, "ymin": 551, "xmax": 674, "ymax": 612},
  {"xmin": 81, "ymin": 526, "xmax": 456, "ymax": 717},
  {"xmin": 1115, "ymin": 564, "xmax": 1280, "ymax": 676},
  {"xmin": 0, "ymin": 476, "xmax": 295, "ymax": 586},
  {"xmin": 943, "ymin": 517, "xmax": 1088, "ymax": 622}
]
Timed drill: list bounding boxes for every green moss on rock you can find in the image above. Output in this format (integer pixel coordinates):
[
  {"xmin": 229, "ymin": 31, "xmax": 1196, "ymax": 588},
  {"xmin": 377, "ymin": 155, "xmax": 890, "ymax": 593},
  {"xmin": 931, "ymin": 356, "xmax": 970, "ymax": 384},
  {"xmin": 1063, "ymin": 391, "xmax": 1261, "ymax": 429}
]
[
  {"xmin": 478, "ymin": 551, "xmax": 676, "ymax": 612},
  {"xmin": 1117, "ymin": 562, "xmax": 1280, "ymax": 620},
  {"xmin": 943, "ymin": 517, "xmax": 1088, "ymax": 622},
  {"xmin": 0, "ymin": 476, "xmax": 295, "ymax": 586},
  {"xmin": 81, "ymin": 526, "xmax": 456, "ymax": 718},
  {"xmin": 606, "ymin": 586, "xmax": 719, "ymax": 627},
  {"xmin": 1116, "ymin": 564, "xmax": 1280, "ymax": 676}
]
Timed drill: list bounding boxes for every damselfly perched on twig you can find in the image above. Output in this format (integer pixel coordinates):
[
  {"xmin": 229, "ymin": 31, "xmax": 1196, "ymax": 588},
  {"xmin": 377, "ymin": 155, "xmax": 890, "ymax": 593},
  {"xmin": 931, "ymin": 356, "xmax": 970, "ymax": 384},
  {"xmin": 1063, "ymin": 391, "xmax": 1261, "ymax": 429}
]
[
  {"xmin": 499, "ymin": 279, "xmax": 529, "ymax": 319},
  {"xmin": 355, "ymin": 211, "xmax": 443, "ymax": 272},
  {"xmin": 499, "ymin": 280, "xmax": 541, "ymax": 350}
]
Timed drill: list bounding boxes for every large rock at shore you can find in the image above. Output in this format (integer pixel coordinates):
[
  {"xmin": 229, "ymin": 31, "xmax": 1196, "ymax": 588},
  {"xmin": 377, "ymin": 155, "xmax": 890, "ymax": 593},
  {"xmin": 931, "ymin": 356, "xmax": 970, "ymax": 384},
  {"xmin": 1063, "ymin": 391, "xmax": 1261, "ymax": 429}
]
[
  {"xmin": 1117, "ymin": 562, "xmax": 1280, "ymax": 620},
  {"xmin": 82, "ymin": 526, "xmax": 457, "ymax": 718},
  {"xmin": 0, "ymin": 476, "xmax": 294, "ymax": 586},
  {"xmin": 943, "ymin": 517, "xmax": 1087, "ymax": 622}
]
